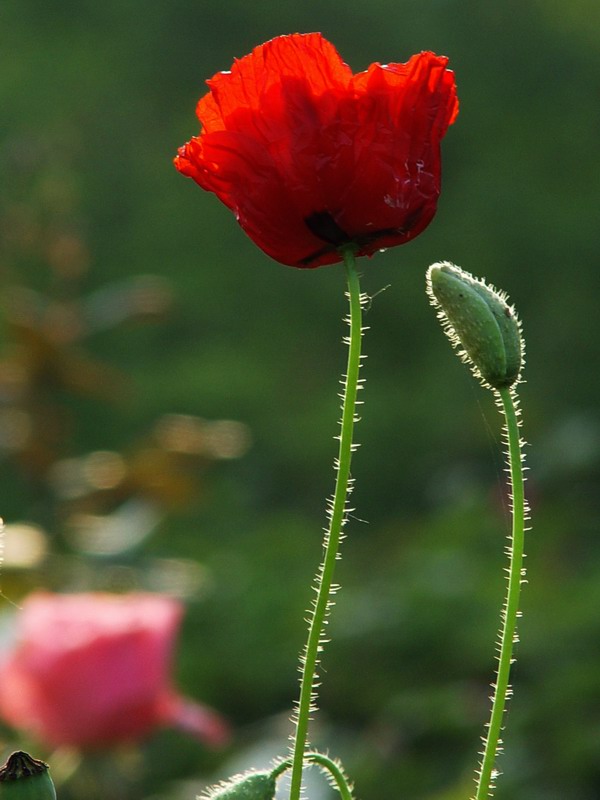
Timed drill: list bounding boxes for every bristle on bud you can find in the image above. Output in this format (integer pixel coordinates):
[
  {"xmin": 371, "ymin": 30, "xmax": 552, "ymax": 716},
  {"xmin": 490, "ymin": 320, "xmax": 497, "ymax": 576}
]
[{"xmin": 426, "ymin": 262, "xmax": 524, "ymax": 390}]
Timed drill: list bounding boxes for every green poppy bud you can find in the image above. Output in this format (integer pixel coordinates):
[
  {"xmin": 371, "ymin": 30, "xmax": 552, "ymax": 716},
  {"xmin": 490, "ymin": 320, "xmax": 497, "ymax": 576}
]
[
  {"xmin": 0, "ymin": 752, "xmax": 56, "ymax": 800},
  {"xmin": 426, "ymin": 261, "xmax": 523, "ymax": 390},
  {"xmin": 201, "ymin": 771, "xmax": 276, "ymax": 800}
]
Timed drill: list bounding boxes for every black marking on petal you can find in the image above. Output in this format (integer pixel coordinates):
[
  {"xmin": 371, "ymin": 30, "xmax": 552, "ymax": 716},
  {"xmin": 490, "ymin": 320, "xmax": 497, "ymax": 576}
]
[
  {"xmin": 304, "ymin": 212, "xmax": 351, "ymax": 245},
  {"xmin": 299, "ymin": 203, "xmax": 428, "ymax": 266}
]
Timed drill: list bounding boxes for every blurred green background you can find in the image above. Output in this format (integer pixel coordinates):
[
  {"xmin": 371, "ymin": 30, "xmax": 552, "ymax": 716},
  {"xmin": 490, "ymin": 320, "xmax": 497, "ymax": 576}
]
[{"xmin": 1, "ymin": 1, "xmax": 600, "ymax": 798}]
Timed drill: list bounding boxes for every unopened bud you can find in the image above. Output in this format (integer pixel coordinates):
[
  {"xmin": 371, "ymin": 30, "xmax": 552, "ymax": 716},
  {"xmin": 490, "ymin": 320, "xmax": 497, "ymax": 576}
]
[
  {"xmin": 426, "ymin": 261, "xmax": 523, "ymax": 390},
  {"xmin": 0, "ymin": 752, "xmax": 56, "ymax": 800},
  {"xmin": 201, "ymin": 771, "xmax": 276, "ymax": 800}
]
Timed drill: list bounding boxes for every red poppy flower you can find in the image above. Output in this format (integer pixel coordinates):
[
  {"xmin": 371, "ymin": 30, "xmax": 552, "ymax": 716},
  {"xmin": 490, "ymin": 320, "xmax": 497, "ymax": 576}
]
[{"xmin": 175, "ymin": 33, "xmax": 458, "ymax": 268}]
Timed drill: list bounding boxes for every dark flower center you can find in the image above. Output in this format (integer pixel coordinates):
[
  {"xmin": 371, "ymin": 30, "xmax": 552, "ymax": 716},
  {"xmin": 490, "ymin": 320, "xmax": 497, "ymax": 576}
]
[
  {"xmin": 300, "ymin": 205, "xmax": 428, "ymax": 266},
  {"xmin": 304, "ymin": 212, "xmax": 352, "ymax": 246}
]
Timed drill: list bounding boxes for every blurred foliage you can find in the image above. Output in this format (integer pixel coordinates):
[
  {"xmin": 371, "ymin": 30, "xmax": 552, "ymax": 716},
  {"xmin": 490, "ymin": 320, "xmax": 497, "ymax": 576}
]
[{"xmin": 1, "ymin": 1, "xmax": 600, "ymax": 799}]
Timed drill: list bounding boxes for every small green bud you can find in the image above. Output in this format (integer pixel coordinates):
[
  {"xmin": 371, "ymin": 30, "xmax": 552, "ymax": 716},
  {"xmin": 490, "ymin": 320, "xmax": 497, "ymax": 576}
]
[
  {"xmin": 0, "ymin": 752, "xmax": 56, "ymax": 800},
  {"xmin": 426, "ymin": 261, "xmax": 523, "ymax": 390},
  {"xmin": 200, "ymin": 771, "xmax": 276, "ymax": 800}
]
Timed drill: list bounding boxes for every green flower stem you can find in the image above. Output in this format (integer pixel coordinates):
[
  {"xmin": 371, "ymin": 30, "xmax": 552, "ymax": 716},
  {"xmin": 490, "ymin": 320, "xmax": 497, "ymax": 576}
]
[
  {"xmin": 289, "ymin": 248, "xmax": 363, "ymax": 800},
  {"xmin": 271, "ymin": 761, "xmax": 292, "ymax": 781},
  {"xmin": 305, "ymin": 753, "xmax": 353, "ymax": 800},
  {"xmin": 475, "ymin": 386, "xmax": 527, "ymax": 800},
  {"xmin": 274, "ymin": 753, "xmax": 353, "ymax": 800}
]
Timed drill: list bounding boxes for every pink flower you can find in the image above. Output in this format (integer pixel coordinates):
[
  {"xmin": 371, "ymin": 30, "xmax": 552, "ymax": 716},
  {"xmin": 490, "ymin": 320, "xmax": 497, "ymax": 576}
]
[{"xmin": 0, "ymin": 592, "xmax": 229, "ymax": 749}]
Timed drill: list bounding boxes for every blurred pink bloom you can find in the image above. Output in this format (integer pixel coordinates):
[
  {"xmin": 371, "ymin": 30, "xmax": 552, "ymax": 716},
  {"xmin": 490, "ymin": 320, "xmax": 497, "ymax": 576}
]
[{"xmin": 0, "ymin": 591, "xmax": 229, "ymax": 749}]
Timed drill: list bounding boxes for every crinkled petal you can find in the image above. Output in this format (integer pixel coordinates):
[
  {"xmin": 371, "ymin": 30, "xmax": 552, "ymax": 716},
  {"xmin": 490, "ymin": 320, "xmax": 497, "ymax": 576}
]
[
  {"xmin": 336, "ymin": 52, "xmax": 458, "ymax": 245},
  {"xmin": 175, "ymin": 36, "xmax": 459, "ymax": 267},
  {"xmin": 176, "ymin": 129, "xmax": 329, "ymax": 265},
  {"xmin": 199, "ymin": 33, "xmax": 352, "ymax": 134}
]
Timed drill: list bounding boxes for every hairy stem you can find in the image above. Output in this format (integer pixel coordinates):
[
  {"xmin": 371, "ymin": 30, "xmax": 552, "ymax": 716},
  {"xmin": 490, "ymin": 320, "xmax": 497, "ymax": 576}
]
[
  {"xmin": 305, "ymin": 752, "xmax": 354, "ymax": 800},
  {"xmin": 474, "ymin": 386, "xmax": 527, "ymax": 799},
  {"xmin": 289, "ymin": 248, "xmax": 363, "ymax": 800},
  {"xmin": 274, "ymin": 753, "xmax": 353, "ymax": 800}
]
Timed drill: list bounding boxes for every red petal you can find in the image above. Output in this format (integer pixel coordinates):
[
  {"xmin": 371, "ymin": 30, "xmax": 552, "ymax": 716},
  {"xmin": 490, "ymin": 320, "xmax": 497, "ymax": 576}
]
[
  {"xmin": 198, "ymin": 33, "xmax": 352, "ymax": 134},
  {"xmin": 175, "ymin": 129, "xmax": 327, "ymax": 265},
  {"xmin": 336, "ymin": 52, "xmax": 458, "ymax": 244}
]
